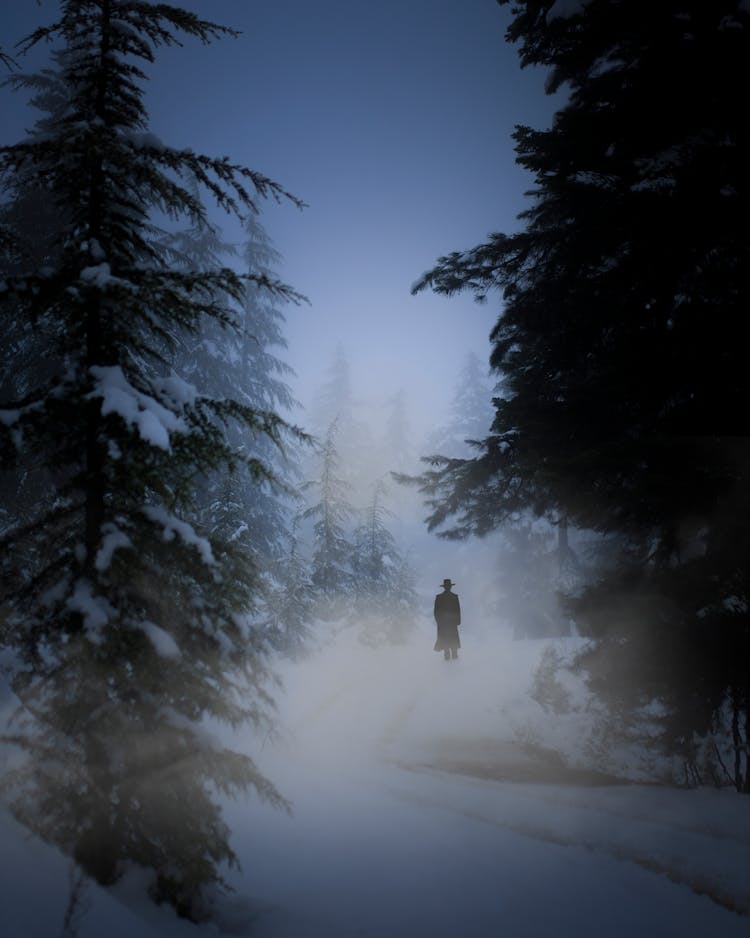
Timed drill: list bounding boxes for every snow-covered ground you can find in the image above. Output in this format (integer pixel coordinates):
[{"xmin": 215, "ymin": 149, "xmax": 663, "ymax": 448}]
[{"xmin": 2, "ymin": 619, "xmax": 749, "ymax": 937}]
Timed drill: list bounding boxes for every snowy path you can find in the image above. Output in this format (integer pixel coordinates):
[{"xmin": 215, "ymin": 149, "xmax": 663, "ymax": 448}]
[
  {"xmin": 2, "ymin": 626, "xmax": 749, "ymax": 937},
  {"xmin": 221, "ymin": 628, "xmax": 750, "ymax": 938}
]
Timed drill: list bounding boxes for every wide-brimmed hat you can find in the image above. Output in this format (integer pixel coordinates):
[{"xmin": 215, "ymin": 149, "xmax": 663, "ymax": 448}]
[{"xmin": 441, "ymin": 578, "xmax": 455, "ymax": 588}]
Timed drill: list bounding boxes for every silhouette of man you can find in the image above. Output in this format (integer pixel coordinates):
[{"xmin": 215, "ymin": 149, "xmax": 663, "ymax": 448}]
[{"xmin": 434, "ymin": 578, "xmax": 461, "ymax": 660}]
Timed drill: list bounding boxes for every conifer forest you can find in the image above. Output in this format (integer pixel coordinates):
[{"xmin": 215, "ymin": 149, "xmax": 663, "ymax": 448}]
[{"xmin": 1, "ymin": 2, "xmax": 748, "ymax": 936}]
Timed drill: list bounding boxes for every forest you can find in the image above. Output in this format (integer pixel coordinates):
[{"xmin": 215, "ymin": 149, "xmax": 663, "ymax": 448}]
[{"xmin": 1, "ymin": 1, "xmax": 748, "ymax": 935}]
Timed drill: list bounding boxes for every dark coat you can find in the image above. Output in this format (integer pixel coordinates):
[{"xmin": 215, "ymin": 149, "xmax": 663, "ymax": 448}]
[{"xmin": 433, "ymin": 589, "xmax": 461, "ymax": 651}]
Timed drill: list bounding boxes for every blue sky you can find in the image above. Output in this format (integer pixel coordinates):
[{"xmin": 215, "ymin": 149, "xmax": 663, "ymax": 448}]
[{"xmin": 1, "ymin": 0, "xmax": 557, "ymax": 435}]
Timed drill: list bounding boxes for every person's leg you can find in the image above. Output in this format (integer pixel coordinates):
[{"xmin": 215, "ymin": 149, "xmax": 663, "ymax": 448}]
[
  {"xmin": 451, "ymin": 647, "xmax": 458, "ymax": 659},
  {"xmin": 443, "ymin": 649, "xmax": 450, "ymax": 661}
]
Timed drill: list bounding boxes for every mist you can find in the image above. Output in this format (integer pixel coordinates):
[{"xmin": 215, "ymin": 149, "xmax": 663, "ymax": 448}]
[{"xmin": 1, "ymin": 0, "xmax": 748, "ymax": 936}]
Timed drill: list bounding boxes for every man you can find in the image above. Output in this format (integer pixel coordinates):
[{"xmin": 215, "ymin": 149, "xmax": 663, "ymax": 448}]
[{"xmin": 434, "ymin": 578, "xmax": 461, "ymax": 660}]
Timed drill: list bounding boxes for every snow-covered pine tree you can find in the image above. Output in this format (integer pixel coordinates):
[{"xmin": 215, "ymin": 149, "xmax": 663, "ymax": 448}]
[
  {"xmin": 423, "ymin": 351, "xmax": 495, "ymax": 460},
  {"xmin": 302, "ymin": 418, "xmax": 355, "ymax": 617},
  {"xmin": 308, "ymin": 344, "xmax": 372, "ymax": 496},
  {"xmin": 261, "ymin": 514, "xmax": 316, "ymax": 657},
  {"xmin": 163, "ymin": 202, "xmax": 304, "ymax": 575},
  {"xmin": 308, "ymin": 342, "xmax": 354, "ymax": 435},
  {"xmin": 353, "ymin": 481, "xmax": 395, "ymax": 598},
  {"xmin": 352, "ymin": 480, "xmax": 416, "ymax": 645},
  {"xmin": 0, "ymin": 1, "xmax": 303, "ymax": 918},
  {"xmin": 231, "ymin": 214, "xmax": 303, "ymax": 553}
]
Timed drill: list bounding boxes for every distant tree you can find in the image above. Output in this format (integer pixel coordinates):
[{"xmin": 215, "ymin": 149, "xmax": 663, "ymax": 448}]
[
  {"xmin": 0, "ymin": 0, "xmax": 303, "ymax": 919},
  {"xmin": 424, "ymin": 351, "xmax": 496, "ymax": 460},
  {"xmin": 302, "ymin": 419, "xmax": 355, "ymax": 613},
  {"xmin": 164, "ymin": 206, "xmax": 310, "ymax": 651},
  {"xmin": 261, "ymin": 515, "xmax": 315, "ymax": 657},
  {"xmin": 382, "ymin": 389, "xmax": 413, "ymax": 474},
  {"xmin": 412, "ymin": 0, "xmax": 749, "ymax": 788},
  {"xmin": 308, "ymin": 343, "xmax": 354, "ymax": 434},
  {"xmin": 165, "ymin": 204, "xmax": 303, "ymax": 562},
  {"xmin": 308, "ymin": 344, "xmax": 371, "ymax": 494},
  {"xmin": 493, "ymin": 520, "xmax": 572, "ymax": 640},
  {"xmin": 352, "ymin": 480, "xmax": 417, "ymax": 645},
  {"xmin": 378, "ymin": 387, "xmax": 424, "ymax": 526}
]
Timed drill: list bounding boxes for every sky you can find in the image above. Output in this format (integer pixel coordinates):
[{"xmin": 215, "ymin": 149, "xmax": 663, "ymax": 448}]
[{"xmin": 0, "ymin": 0, "xmax": 558, "ymax": 438}]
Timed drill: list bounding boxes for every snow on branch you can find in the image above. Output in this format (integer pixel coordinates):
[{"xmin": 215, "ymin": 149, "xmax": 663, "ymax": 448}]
[
  {"xmin": 546, "ymin": 0, "xmax": 590, "ymax": 22},
  {"xmin": 137, "ymin": 620, "xmax": 181, "ymax": 659},
  {"xmin": 94, "ymin": 523, "xmax": 132, "ymax": 572},
  {"xmin": 142, "ymin": 505, "xmax": 216, "ymax": 566},
  {"xmin": 88, "ymin": 364, "xmax": 187, "ymax": 450},
  {"xmin": 66, "ymin": 578, "xmax": 115, "ymax": 643}
]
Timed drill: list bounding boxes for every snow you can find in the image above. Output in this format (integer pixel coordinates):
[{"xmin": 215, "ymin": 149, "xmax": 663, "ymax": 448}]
[
  {"xmin": 88, "ymin": 364, "xmax": 187, "ymax": 450},
  {"xmin": 719, "ymin": 15, "xmax": 744, "ymax": 31},
  {"xmin": 631, "ymin": 177, "xmax": 676, "ymax": 193},
  {"xmin": 123, "ymin": 130, "xmax": 167, "ymax": 153},
  {"xmin": 94, "ymin": 523, "xmax": 132, "ymax": 571},
  {"xmin": 571, "ymin": 170, "xmax": 616, "ymax": 189},
  {"xmin": 590, "ymin": 56, "xmax": 628, "ymax": 78},
  {"xmin": 138, "ymin": 620, "xmax": 181, "ymax": 659},
  {"xmin": 65, "ymin": 578, "xmax": 115, "ymax": 642},
  {"xmin": 155, "ymin": 371, "xmax": 199, "ymax": 408},
  {"xmin": 546, "ymin": 0, "xmax": 589, "ymax": 22},
  {"xmin": 79, "ymin": 262, "xmax": 112, "ymax": 286},
  {"xmin": 1, "ymin": 624, "xmax": 749, "ymax": 937},
  {"xmin": 0, "ymin": 407, "xmax": 21, "ymax": 426},
  {"xmin": 142, "ymin": 504, "xmax": 216, "ymax": 566},
  {"xmin": 85, "ymin": 238, "xmax": 107, "ymax": 261}
]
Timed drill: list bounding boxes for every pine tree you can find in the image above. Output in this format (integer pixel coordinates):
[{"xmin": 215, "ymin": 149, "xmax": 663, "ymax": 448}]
[
  {"xmin": 163, "ymin": 203, "xmax": 304, "ymax": 571},
  {"xmin": 261, "ymin": 515, "xmax": 316, "ymax": 657},
  {"xmin": 302, "ymin": 419, "xmax": 355, "ymax": 615},
  {"xmin": 412, "ymin": 0, "xmax": 749, "ymax": 787},
  {"xmin": 0, "ymin": 0, "xmax": 304, "ymax": 917},
  {"xmin": 308, "ymin": 344, "xmax": 372, "ymax": 495},
  {"xmin": 230, "ymin": 214, "xmax": 309, "ymax": 651},
  {"xmin": 424, "ymin": 352, "xmax": 495, "ymax": 459},
  {"xmin": 352, "ymin": 480, "xmax": 417, "ymax": 645},
  {"xmin": 309, "ymin": 342, "xmax": 354, "ymax": 434}
]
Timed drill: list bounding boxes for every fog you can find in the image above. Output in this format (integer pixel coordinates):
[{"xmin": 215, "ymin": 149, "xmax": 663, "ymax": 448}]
[
  {"xmin": 3, "ymin": 619, "xmax": 749, "ymax": 936},
  {"xmin": 6, "ymin": 4, "xmax": 747, "ymax": 936},
  {"xmin": 210, "ymin": 625, "xmax": 750, "ymax": 938}
]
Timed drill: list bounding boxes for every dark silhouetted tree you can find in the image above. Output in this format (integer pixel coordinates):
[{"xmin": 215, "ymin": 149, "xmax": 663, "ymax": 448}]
[{"xmin": 412, "ymin": 0, "xmax": 749, "ymax": 788}]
